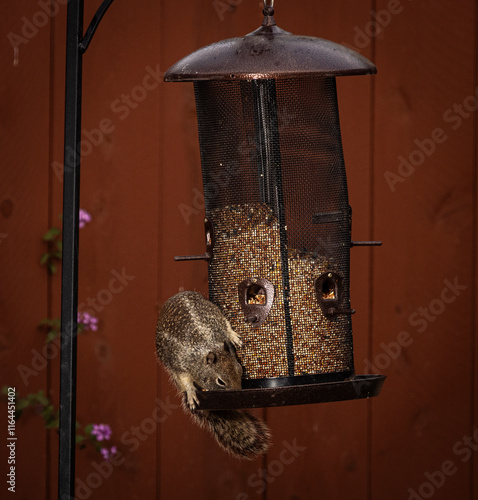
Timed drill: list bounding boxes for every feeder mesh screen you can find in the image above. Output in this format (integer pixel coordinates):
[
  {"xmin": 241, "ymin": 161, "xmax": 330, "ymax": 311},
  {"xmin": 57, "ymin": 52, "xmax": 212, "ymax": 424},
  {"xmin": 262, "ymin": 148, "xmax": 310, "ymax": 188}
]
[{"xmin": 194, "ymin": 77, "xmax": 354, "ymax": 381}]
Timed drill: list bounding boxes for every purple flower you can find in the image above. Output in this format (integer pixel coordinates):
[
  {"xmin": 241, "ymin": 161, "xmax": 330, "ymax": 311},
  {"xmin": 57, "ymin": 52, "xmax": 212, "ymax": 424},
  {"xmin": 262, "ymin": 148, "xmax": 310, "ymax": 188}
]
[
  {"xmin": 77, "ymin": 311, "xmax": 98, "ymax": 331},
  {"xmin": 91, "ymin": 423, "xmax": 112, "ymax": 442},
  {"xmin": 79, "ymin": 209, "xmax": 92, "ymax": 229},
  {"xmin": 100, "ymin": 445, "xmax": 118, "ymax": 461}
]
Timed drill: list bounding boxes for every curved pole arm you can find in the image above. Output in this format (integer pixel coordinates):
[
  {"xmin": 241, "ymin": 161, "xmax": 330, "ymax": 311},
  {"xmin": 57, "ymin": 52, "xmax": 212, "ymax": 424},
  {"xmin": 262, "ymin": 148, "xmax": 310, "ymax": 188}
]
[{"xmin": 79, "ymin": 0, "xmax": 117, "ymax": 53}]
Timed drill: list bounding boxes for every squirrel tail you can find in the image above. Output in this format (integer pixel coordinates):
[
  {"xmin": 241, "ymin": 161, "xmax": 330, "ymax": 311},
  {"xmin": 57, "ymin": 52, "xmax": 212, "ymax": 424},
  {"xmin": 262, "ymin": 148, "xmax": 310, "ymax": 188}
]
[{"xmin": 188, "ymin": 406, "xmax": 271, "ymax": 460}]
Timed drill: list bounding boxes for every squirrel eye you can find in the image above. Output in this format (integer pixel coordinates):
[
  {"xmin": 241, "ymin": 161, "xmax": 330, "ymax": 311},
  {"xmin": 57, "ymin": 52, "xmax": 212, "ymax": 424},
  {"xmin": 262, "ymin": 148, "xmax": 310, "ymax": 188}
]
[{"xmin": 206, "ymin": 352, "xmax": 217, "ymax": 365}]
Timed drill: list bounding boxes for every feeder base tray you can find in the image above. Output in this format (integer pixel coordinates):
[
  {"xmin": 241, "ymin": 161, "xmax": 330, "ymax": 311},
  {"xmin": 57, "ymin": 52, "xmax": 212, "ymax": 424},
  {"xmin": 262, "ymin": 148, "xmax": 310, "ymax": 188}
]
[{"xmin": 195, "ymin": 374, "xmax": 386, "ymax": 410}]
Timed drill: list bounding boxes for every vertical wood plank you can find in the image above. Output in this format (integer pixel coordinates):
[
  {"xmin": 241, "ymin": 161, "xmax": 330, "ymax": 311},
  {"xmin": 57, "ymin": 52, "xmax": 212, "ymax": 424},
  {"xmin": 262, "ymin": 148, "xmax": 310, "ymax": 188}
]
[
  {"xmin": 157, "ymin": 2, "xmax": 272, "ymax": 499},
  {"xmin": 265, "ymin": 2, "xmax": 376, "ymax": 499},
  {"xmin": 371, "ymin": 1, "xmax": 476, "ymax": 499},
  {"xmin": 156, "ymin": 1, "xmax": 378, "ymax": 499},
  {"xmin": 48, "ymin": 1, "xmax": 162, "ymax": 498},
  {"xmin": 0, "ymin": 4, "xmax": 52, "ymax": 499},
  {"xmin": 47, "ymin": 3, "xmax": 66, "ymax": 496},
  {"xmin": 76, "ymin": 0, "xmax": 161, "ymax": 498},
  {"xmin": 473, "ymin": 6, "xmax": 478, "ymax": 499}
]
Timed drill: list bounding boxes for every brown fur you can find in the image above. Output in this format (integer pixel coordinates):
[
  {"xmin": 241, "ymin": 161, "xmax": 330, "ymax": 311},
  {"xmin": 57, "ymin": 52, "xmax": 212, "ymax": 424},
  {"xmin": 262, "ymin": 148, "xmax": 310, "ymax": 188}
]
[{"xmin": 156, "ymin": 291, "xmax": 271, "ymax": 460}]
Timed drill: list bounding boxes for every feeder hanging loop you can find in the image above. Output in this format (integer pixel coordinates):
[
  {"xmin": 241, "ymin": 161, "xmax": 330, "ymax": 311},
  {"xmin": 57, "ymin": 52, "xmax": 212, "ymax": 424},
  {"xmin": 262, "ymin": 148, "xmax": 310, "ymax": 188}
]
[{"xmin": 263, "ymin": 0, "xmax": 275, "ymax": 17}]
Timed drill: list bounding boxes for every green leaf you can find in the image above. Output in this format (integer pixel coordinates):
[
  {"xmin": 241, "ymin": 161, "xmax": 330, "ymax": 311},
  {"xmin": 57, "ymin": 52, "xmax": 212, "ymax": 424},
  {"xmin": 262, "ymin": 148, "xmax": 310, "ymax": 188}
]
[
  {"xmin": 16, "ymin": 399, "xmax": 29, "ymax": 411},
  {"xmin": 42, "ymin": 227, "xmax": 61, "ymax": 241},
  {"xmin": 43, "ymin": 402, "xmax": 54, "ymax": 414},
  {"xmin": 45, "ymin": 418, "xmax": 59, "ymax": 429},
  {"xmin": 76, "ymin": 434, "xmax": 86, "ymax": 444},
  {"xmin": 40, "ymin": 253, "xmax": 51, "ymax": 265},
  {"xmin": 46, "ymin": 330, "xmax": 59, "ymax": 343},
  {"xmin": 33, "ymin": 391, "xmax": 49, "ymax": 406}
]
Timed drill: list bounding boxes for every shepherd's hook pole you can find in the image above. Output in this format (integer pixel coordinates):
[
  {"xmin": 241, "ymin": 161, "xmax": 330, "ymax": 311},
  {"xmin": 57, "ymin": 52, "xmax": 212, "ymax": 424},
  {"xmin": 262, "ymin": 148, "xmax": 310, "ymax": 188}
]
[{"xmin": 59, "ymin": 1, "xmax": 116, "ymax": 497}]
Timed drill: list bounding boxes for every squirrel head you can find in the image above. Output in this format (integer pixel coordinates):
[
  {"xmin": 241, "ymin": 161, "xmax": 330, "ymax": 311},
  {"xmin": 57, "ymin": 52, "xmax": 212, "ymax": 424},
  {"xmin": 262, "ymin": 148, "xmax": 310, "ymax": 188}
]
[{"xmin": 197, "ymin": 340, "xmax": 243, "ymax": 392}]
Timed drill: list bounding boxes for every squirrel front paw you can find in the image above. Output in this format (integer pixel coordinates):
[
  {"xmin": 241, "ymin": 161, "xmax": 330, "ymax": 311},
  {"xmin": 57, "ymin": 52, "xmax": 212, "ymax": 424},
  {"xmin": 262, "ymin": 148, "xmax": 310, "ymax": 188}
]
[
  {"xmin": 176, "ymin": 373, "xmax": 200, "ymax": 410},
  {"xmin": 227, "ymin": 323, "xmax": 242, "ymax": 348},
  {"xmin": 185, "ymin": 387, "xmax": 199, "ymax": 410}
]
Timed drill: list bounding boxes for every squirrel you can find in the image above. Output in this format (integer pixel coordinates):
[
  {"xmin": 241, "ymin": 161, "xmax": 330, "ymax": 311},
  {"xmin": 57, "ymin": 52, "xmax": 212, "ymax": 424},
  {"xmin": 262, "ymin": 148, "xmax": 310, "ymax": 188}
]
[{"xmin": 155, "ymin": 290, "xmax": 271, "ymax": 460}]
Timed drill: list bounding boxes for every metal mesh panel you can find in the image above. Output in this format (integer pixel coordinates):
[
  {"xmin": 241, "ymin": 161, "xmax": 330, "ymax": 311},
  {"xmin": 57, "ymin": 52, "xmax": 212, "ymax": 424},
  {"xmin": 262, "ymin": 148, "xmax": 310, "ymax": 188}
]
[{"xmin": 194, "ymin": 77, "xmax": 354, "ymax": 382}]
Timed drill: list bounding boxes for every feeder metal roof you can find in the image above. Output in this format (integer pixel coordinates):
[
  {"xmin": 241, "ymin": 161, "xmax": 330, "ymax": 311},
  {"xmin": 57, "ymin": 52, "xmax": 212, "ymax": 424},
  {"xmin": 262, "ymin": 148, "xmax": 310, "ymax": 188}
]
[{"xmin": 164, "ymin": 19, "xmax": 376, "ymax": 82}]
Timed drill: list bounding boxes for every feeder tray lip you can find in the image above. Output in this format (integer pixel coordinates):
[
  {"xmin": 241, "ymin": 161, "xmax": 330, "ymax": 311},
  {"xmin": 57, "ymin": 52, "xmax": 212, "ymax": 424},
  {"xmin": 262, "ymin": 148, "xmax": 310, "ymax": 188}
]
[
  {"xmin": 164, "ymin": 18, "xmax": 376, "ymax": 82},
  {"xmin": 194, "ymin": 374, "xmax": 386, "ymax": 410}
]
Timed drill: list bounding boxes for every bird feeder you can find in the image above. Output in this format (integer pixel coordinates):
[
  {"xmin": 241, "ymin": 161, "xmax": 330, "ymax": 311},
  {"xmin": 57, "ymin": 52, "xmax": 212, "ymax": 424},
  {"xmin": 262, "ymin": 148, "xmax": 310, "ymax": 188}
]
[{"xmin": 164, "ymin": 2, "xmax": 385, "ymax": 409}]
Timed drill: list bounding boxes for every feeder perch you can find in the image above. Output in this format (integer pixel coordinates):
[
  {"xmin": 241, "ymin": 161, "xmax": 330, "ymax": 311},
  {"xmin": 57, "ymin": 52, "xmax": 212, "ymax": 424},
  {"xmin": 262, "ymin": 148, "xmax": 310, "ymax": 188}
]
[{"xmin": 165, "ymin": 2, "xmax": 385, "ymax": 409}]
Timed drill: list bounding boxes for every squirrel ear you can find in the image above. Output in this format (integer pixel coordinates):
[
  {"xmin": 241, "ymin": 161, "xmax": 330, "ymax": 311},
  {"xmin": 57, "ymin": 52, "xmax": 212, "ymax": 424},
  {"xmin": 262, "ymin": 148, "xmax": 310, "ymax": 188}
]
[
  {"xmin": 206, "ymin": 352, "xmax": 217, "ymax": 365},
  {"xmin": 223, "ymin": 341, "xmax": 235, "ymax": 354}
]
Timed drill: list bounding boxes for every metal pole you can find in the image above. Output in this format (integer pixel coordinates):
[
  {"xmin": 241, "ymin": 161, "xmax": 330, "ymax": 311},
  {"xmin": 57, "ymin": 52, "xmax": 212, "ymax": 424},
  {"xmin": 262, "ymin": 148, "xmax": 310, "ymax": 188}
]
[
  {"xmin": 250, "ymin": 79, "xmax": 295, "ymax": 376},
  {"xmin": 58, "ymin": 0, "xmax": 83, "ymax": 497},
  {"xmin": 58, "ymin": 0, "xmax": 117, "ymax": 496}
]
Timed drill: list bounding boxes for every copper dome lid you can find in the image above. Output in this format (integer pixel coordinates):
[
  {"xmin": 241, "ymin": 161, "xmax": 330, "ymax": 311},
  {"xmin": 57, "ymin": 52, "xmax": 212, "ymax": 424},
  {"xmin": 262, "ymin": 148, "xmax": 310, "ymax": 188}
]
[{"xmin": 164, "ymin": 12, "xmax": 376, "ymax": 82}]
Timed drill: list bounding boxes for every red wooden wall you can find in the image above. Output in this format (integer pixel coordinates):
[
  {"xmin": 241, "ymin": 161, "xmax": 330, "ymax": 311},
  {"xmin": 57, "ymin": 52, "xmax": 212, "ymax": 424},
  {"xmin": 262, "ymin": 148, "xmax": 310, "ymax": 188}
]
[{"xmin": 1, "ymin": 1, "xmax": 477, "ymax": 499}]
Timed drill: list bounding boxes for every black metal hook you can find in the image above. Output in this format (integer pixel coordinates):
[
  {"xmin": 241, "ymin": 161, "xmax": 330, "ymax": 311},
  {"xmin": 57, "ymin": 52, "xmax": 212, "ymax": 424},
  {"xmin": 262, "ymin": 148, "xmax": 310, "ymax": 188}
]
[{"xmin": 79, "ymin": 0, "xmax": 117, "ymax": 53}]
